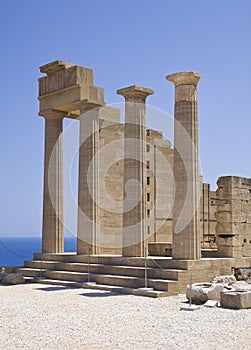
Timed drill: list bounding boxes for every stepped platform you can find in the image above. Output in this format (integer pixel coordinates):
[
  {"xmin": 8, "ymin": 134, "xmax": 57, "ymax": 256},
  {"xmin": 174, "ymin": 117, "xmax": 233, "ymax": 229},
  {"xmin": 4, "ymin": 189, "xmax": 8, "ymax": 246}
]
[{"xmin": 17, "ymin": 253, "xmax": 251, "ymax": 298}]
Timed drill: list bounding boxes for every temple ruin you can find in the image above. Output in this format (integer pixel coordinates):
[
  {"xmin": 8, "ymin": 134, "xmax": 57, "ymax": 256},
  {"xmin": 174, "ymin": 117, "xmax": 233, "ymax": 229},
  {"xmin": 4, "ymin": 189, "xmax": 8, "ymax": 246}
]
[{"xmin": 18, "ymin": 60, "xmax": 251, "ymax": 297}]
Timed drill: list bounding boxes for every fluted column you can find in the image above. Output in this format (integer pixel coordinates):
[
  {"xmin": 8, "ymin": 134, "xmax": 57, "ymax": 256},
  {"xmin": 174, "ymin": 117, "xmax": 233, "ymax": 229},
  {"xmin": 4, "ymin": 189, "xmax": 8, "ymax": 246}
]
[
  {"xmin": 117, "ymin": 86, "xmax": 154, "ymax": 257},
  {"xmin": 76, "ymin": 100, "xmax": 102, "ymax": 255},
  {"xmin": 166, "ymin": 72, "xmax": 201, "ymax": 260},
  {"xmin": 41, "ymin": 109, "xmax": 64, "ymax": 253}
]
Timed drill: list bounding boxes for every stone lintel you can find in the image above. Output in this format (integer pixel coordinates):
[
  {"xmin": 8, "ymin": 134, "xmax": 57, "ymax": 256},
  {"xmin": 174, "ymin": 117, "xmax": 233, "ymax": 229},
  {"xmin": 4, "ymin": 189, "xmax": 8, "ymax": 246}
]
[
  {"xmin": 73, "ymin": 99, "xmax": 104, "ymax": 112},
  {"xmin": 40, "ymin": 60, "xmax": 75, "ymax": 76},
  {"xmin": 117, "ymin": 85, "xmax": 154, "ymax": 100},
  {"xmin": 166, "ymin": 71, "xmax": 200, "ymax": 86},
  {"xmin": 39, "ymin": 108, "xmax": 65, "ymax": 119}
]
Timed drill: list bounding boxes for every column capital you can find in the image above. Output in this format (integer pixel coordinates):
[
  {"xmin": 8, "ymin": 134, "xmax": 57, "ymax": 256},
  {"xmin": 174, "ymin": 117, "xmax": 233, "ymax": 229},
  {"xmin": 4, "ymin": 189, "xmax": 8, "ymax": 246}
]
[
  {"xmin": 166, "ymin": 71, "xmax": 200, "ymax": 87},
  {"xmin": 73, "ymin": 99, "xmax": 104, "ymax": 113},
  {"xmin": 117, "ymin": 85, "xmax": 154, "ymax": 101},
  {"xmin": 39, "ymin": 108, "xmax": 65, "ymax": 119}
]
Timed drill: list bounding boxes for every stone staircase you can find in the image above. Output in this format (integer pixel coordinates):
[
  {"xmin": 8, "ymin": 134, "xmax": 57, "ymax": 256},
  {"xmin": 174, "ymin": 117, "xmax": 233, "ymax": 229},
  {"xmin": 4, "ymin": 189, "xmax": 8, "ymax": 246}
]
[
  {"xmin": 17, "ymin": 253, "xmax": 193, "ymax": 298},
  {"xmin": 18, "ymin": 253, "xmax": 242, "ymax": 297}
]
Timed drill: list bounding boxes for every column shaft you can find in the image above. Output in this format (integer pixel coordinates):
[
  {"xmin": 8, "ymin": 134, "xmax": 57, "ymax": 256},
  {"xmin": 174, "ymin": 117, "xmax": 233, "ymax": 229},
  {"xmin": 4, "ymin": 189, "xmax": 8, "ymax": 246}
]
[
  {"xmin": 166, "ymin": 72, "xmax": 201, "ymax": 260},
  {"xmin": 77, "ymin": 107, "xmax": 100, "ymax": 255},
  {"xmin": 42, "ymin": 115, "xmax": 64, "ymax": 253},
  {"xmin": 117, "ymin": 86, "xmax": 153, "ymax": 257}
]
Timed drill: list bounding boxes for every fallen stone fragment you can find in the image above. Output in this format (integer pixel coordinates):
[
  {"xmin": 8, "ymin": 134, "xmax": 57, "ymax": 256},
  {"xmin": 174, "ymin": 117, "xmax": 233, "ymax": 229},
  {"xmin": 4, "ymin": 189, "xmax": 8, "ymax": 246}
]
[
  {"xmin": 186, "ymin": 282, "xmax": 224, "ymax": 304},
  {"xmin": 235, "ymin": 268, "xmax": 251, "ymax": 281},
  {"xmin": 212, "ymin": 275, "xmax": 236, "ymax": 286}
]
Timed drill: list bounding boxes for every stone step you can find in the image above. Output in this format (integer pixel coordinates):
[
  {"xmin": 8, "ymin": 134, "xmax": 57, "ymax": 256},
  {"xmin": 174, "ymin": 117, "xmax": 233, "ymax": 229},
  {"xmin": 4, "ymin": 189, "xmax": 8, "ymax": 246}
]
[
  {"xmin": 18, "ymin": 268, "xmax": 47, "ymax": 277},
  {"xmin": 27, "ymin": 278, "xmax": 171, "ymax": 298},
  {"xmin": 32, "ymin": 253, "xmax": 189, "ymax": 270},
  {"xmin": 18, "ymin": 268, "xmax": 179, "ymax": 293},
  {"xmin": 24, "ymin": 260, "xmax": 186, "ymax": 280}
]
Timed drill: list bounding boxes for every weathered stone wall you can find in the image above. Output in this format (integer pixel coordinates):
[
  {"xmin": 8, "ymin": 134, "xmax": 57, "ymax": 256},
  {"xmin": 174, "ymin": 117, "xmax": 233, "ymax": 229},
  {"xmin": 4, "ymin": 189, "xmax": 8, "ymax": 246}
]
[
  {"xmin": 99, "ymin": 122, "xmax": 217, "ymax": 254},
  {"xmin": 216, "ymin": 176, "xmax": 251, "ymax": 258}
]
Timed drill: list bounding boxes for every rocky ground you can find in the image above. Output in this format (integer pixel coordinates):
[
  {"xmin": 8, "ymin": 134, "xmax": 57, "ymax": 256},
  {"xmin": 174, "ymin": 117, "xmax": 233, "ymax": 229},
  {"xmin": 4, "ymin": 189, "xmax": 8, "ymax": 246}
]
[{"xmin": 0, "ymin": 283, "xmax": 251, "ymax": 350}]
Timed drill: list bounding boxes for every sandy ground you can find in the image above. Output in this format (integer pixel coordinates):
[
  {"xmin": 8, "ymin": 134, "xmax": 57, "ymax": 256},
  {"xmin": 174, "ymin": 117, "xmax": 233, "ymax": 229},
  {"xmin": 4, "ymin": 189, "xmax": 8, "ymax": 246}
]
[{"xmin": 0, "ymin": 283, "xmax": 251, "ymax": 350}]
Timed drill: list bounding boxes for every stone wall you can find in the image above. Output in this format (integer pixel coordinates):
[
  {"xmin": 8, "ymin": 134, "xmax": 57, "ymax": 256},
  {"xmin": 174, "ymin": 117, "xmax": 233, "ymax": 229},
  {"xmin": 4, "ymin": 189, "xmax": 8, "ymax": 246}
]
[
  {"xmin": 216, "ymin": 176, "xmax": 251, "ymax": 258},
  {"xmin": 98, "ymin": 125, "xmax": 174, "ymax": 254},
  {"xmin": 98, "ymin": 120, "xmax": 217, "ymax": 253}
]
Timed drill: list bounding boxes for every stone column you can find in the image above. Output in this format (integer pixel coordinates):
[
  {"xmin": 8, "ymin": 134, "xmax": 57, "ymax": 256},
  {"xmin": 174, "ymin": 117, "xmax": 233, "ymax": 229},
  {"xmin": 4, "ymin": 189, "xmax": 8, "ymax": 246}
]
[
  {"xmin": 117, "ymin": 86, "xmax": 154, "ymax": 257},
  {"xmin": 76, "ymin": 100, "xmax": 102, "ymax": 255},
  {"xmin": 166, "ymin": 72, "xmax": 201, "ymax": 260},
  {"xmin": 41, "ymin": 109, "xmax": 64, "ymax": 253}
]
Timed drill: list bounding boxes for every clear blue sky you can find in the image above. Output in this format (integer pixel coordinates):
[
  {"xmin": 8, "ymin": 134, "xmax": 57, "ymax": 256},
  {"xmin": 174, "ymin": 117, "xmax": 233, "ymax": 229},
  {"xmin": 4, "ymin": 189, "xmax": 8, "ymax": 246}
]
[{"xmin": 0, "ymin": 0, "xmax": 250, "ymax": 237}]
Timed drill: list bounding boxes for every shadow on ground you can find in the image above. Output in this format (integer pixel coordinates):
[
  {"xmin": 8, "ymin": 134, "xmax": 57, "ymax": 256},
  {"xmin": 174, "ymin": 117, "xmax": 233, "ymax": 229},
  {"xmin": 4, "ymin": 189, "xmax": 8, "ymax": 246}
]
[
  {"xmin": 34, "ymin": 285, "xmax": 121, "ymax": 297},
  {"xmin": 80, "ymin": 291, "xmax": 121, "ymax": 298},
  {"xmin": 35, "ymin": 286, "xmax": 75, "ymax": 292}
]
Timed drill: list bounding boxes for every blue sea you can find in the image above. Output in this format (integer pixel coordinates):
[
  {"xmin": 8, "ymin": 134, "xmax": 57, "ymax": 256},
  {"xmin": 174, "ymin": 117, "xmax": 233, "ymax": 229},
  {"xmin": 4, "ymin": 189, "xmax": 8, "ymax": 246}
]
[{"xmin": 0, "ymin": 237, "xmax": 76, "ymax": 267}]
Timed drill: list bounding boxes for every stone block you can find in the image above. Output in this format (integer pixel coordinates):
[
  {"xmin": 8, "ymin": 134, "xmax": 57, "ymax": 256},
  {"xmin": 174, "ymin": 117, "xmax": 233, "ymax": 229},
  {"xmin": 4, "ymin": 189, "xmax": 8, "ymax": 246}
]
[
  {"xmin": 216, "ymin": 222, "xmax": 241, "ymax": 235},
  {"xmin": 38, "ymin": 61, "xmax": 104, "ymax": 116},
  {"xmin": 1, "ymin": 273, "xmax": 25, "ymax": 285},
  {"xmin": 98, "ymin": 106, "xmax": 120, "ymax": 123},
  {"xmin": 216, "ymin": 188, "xmax": 250, "ymax": 201},
  {"xmin": 88, "ymin": 86, "xmax": 104, "ymax": 104},
  {"xmin": 221, "ymin": 290, "xmax": 251, "ymax": 309},
  {"xmin": 215, "ymin": 211, "xmax": 247, "ymax": 223},
  {"xmin": 217, "ymin": 176, "xmax": 242, "ymax": 189},
  {"xmin": 217, "ymin": 245, "xmax": 243, "ymax": 258}
]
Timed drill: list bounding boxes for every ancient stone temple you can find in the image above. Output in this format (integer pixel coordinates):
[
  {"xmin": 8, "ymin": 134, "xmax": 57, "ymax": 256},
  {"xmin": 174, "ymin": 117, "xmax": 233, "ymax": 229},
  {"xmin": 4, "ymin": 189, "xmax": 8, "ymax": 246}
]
[{"xmin": 17, "ymin": 60, "xmax": 251, "ymax": 297}]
